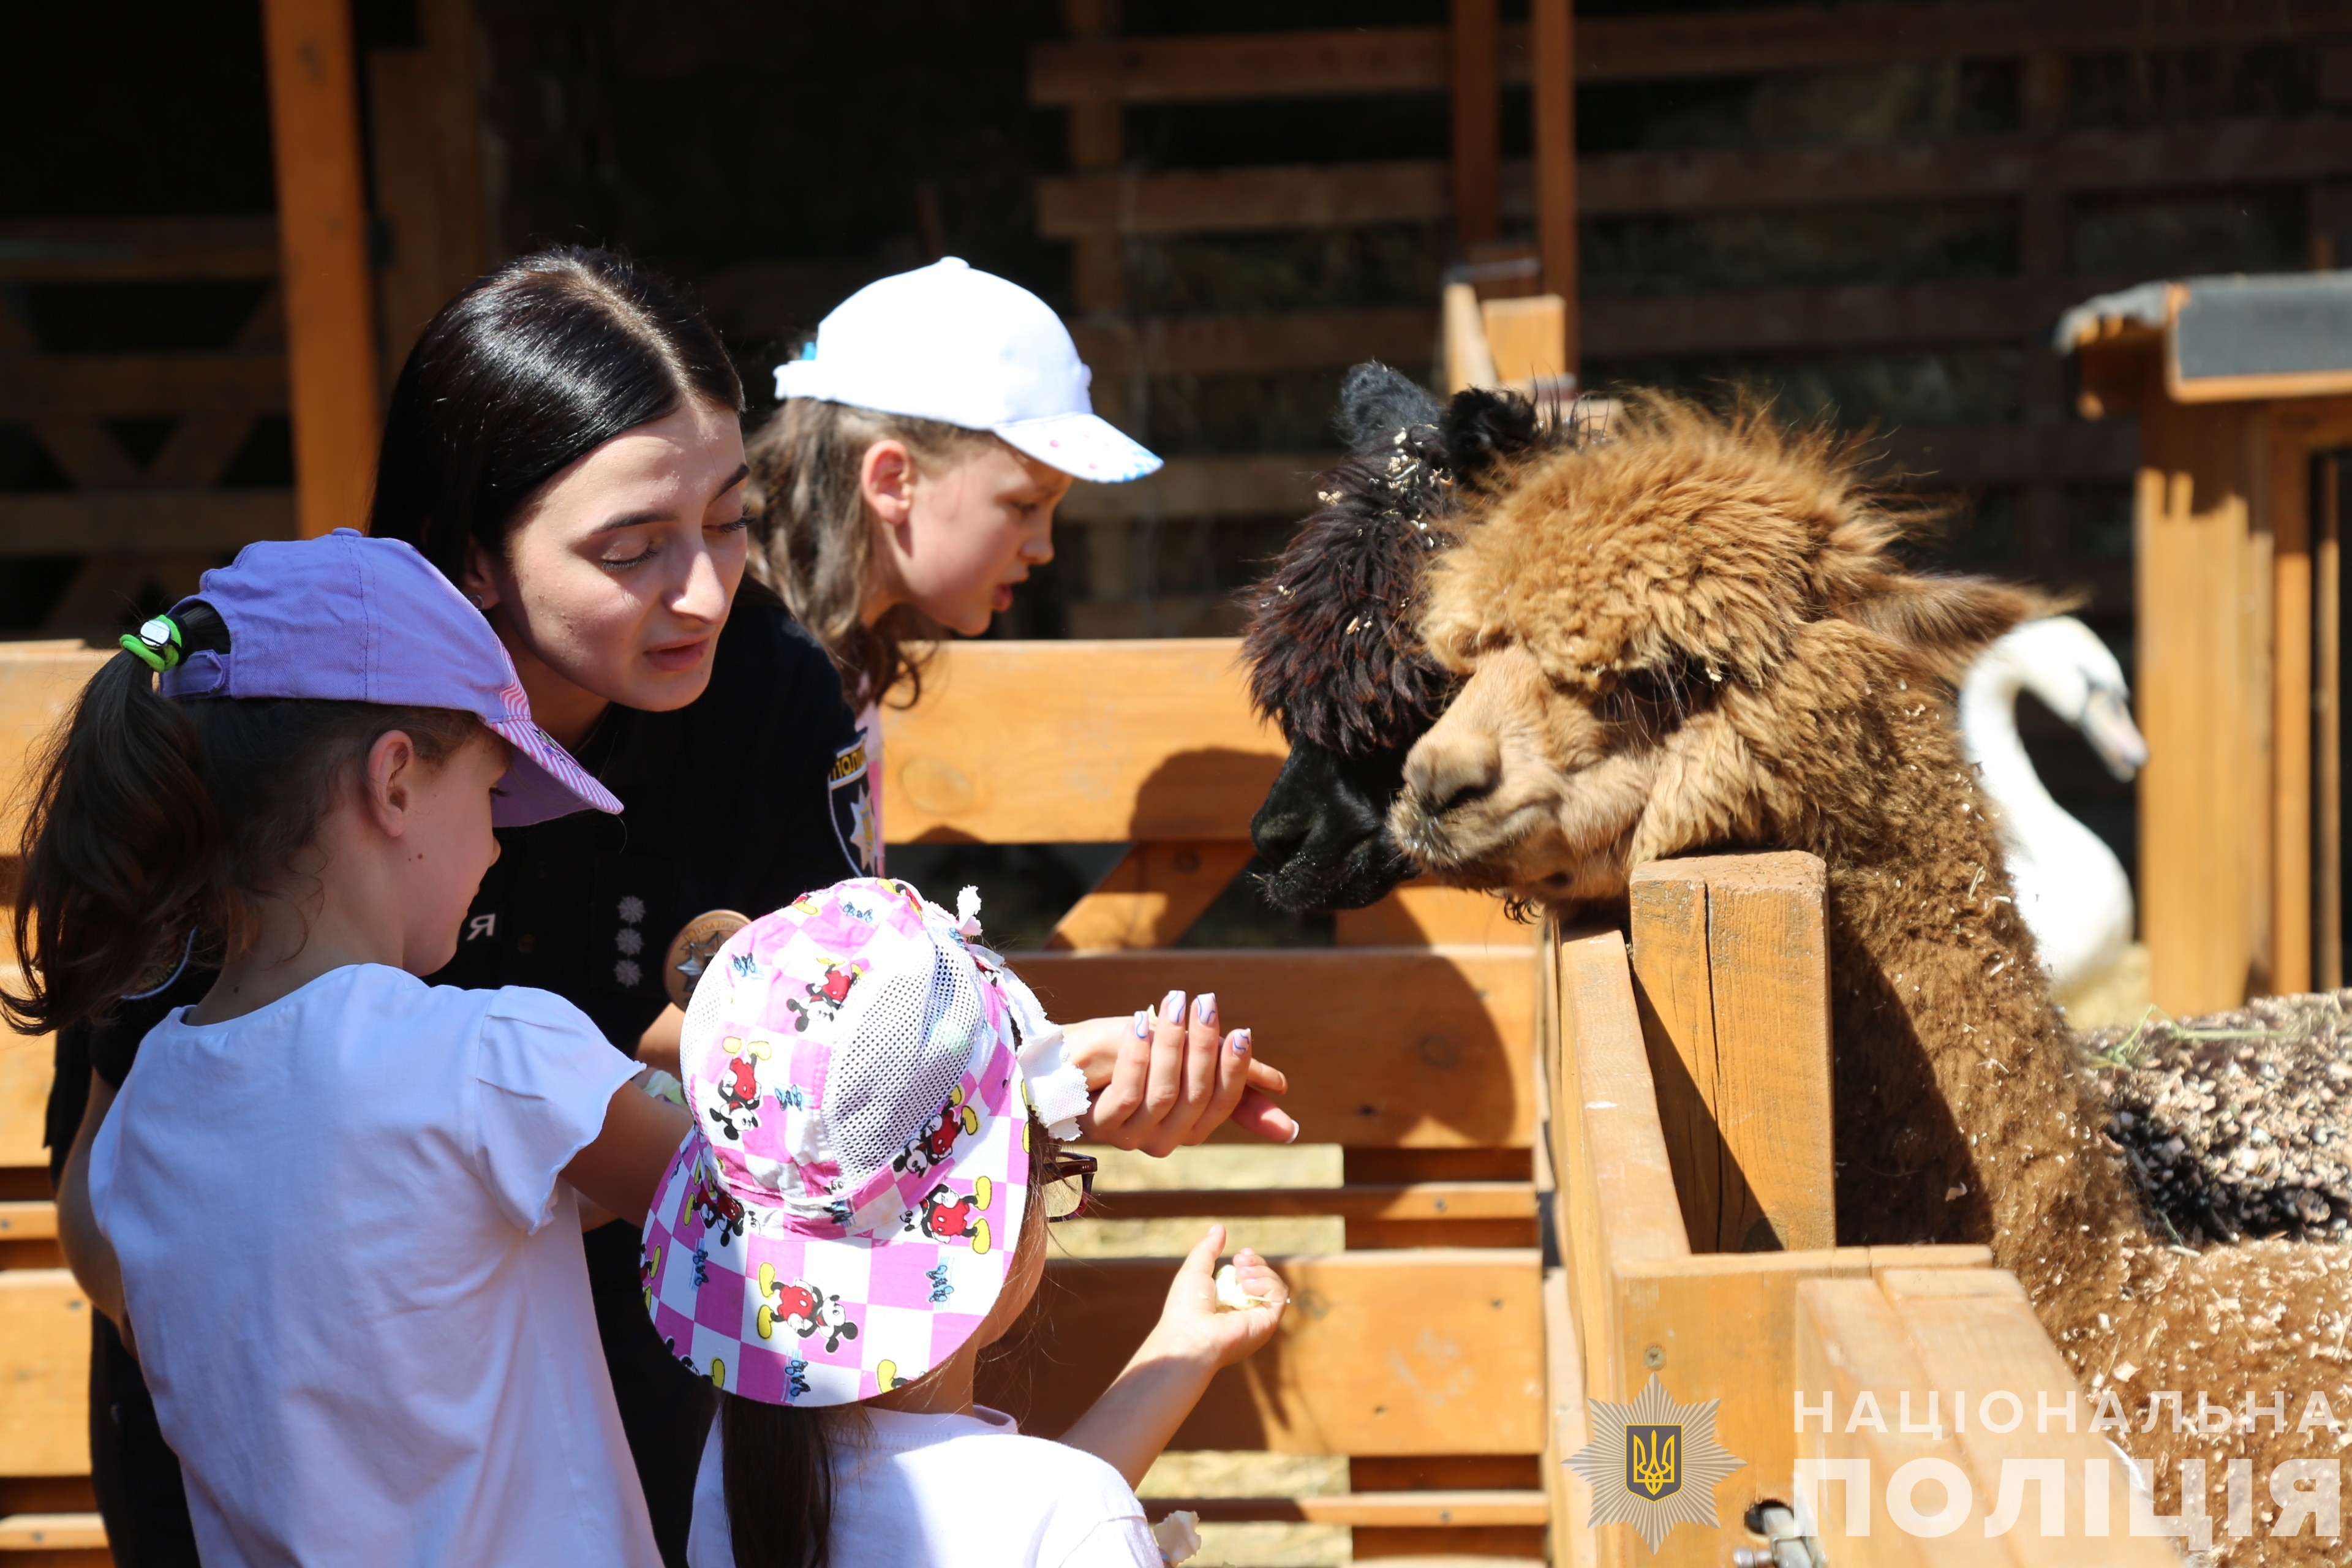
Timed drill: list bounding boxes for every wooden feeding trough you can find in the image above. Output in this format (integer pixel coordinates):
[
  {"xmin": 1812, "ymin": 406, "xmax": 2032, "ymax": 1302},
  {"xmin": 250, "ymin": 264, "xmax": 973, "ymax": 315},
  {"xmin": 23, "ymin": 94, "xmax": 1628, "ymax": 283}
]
[
  {"xmin": 0, "ymin": 638, "xmax": 2184, "ymax": 1564},
  {"xmin": 2064, "ymin": 271, "xmax": 2352, "ymax": 1016}
]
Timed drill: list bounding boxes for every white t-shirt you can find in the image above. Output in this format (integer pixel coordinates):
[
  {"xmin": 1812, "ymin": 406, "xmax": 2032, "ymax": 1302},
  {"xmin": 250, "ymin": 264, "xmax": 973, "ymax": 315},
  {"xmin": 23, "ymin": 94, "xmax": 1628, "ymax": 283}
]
[
  {"xmin": 687, "ymin": 1404, "xmax": 1161, "ymax": 1567},
  {"xmin": 88, "ymin": 965, "xmax": 658, "ymax": 1568}
]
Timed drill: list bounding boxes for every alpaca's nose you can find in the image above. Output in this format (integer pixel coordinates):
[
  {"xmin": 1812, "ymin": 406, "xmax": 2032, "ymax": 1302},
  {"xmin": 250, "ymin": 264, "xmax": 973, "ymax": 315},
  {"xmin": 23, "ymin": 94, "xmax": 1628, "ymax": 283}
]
[{"xmin": 1405, "ymin": 729, "xmax": 1501, "ymax": 819}]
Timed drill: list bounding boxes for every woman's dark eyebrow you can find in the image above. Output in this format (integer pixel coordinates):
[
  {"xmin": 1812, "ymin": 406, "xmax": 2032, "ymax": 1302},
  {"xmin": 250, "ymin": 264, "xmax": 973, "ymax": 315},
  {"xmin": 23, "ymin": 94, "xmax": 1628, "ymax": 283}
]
[{"xmin": 590, "ymin": 467, "xmax": 750, "ymax": 533}]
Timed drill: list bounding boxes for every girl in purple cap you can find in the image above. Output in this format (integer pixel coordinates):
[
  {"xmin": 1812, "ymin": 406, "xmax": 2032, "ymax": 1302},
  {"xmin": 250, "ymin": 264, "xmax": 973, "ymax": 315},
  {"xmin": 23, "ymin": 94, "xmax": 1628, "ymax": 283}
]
[{"xmin": 11, "ymin": 531, "xmax": 700, "ymax": 1566}]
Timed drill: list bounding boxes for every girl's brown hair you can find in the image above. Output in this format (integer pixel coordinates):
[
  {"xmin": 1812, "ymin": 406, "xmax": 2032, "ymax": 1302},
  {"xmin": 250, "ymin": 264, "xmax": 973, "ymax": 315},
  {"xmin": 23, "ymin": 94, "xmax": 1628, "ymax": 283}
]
[
  {"xmin": 716, "ymin": 1115, "xmax": 1060, "ymax": 1568},
  {"xmin": 5, "ymin": 608, "xmax": 483, "ymax": 1033},
  {"xmin": 742, "ymin": 399, "xmax": 997, "ymax": 710}
]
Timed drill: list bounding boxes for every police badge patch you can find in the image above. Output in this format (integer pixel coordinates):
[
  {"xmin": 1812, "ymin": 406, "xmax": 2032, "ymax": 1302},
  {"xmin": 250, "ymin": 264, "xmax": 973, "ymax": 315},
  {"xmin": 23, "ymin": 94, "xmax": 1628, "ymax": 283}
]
[
  {"xmin": 1565, "ymin": 1373, "xmax": 1744, "ymax": 1553},
  {"xmin": 827, "ymin": 734, "xmax": 878, "ymax": 876}
]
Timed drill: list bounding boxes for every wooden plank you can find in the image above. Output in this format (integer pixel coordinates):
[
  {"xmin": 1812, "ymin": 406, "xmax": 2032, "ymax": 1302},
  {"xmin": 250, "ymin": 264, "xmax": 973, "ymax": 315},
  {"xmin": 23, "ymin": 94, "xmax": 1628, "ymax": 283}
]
[
  {"xmin": 0, "ymin": 491, "xmax": 298, "ymax": 559},
  {"xmin": 1092, "ymin": 1182, "xmax": 1536, "ymax": 1221},
  {"xmin": 1044, "ymin": 841, "xmax": 1254, "ymax": 951},
  {"xmin": 0, "ymin": 1204, "xmax": 59, "ymax": 1243},
  {"xmin": 1139, "ymin": 1490, "xmax": 1547, "ymax": 1525},
  {"xmin": 880, "ymin": 639, "xmax": 1283, "ymax": 843},
  {"xmin": 366, "ymin": 0, "xmax": 490, "ymax": 378},
  {"xmin": 1482, "ymin": 294, "xmax": 1567, "ymax": 388},
  {"xmin": 1333, "ymin": 883, "xmax": 1522, "ymax": 946},
  {"xmin": 0, "ymin": 217, "xmax": 280, "ymax": 282},
  {"xmin": 1545, "ymin": 1265, "xmax": 1598, "ymax": 1568},
  {"xmin": 0, "ymin": 648, "xmax": 107, "ymax": 869},
  {"xmin": 1068, "ymin": 306, "xmax": 1437, "ymax": 380},
  {"xmin": 1629, "ymin": 853, "xmax": 1834, "ymax": 1254},
  {"xmin": 0, "ymin": 1272, "xmax": 91, "ymax": 1476},
  {"xmin": 1011, "ymin": 947, "xmax": 1537, "ymax": 1149},
  {"xmin": 1582, "ymin": 276, "xmax": 2130, "ymax": 359},
  {"xmin": 1443, "ymin": 281, "xmax": 1498, "ymax": 396},
  {"xmin": 1030, "ymin": 6, "xmax": 2352, "ymax": 106},
  {"xmin": 1881, "ymin": 1273, "xmax": 2182, "ymax": 1567},
  {"xmin": 1794, "ymin": 1278, "xmax": 2013, "ymax": 1565},
  {"xmin": 262, "ymin": 0, "xmax": 380, "ymax": 537},
  {"xmin": 1450, "ymin": 0, "xmax": 1501, "ymax": 247},
  {"xmin": 0, "ymin": 352, "xmax": 289, "ymax": 419},
  {"xmin": 0, "ymin": 1025, "xmax": 53, "ymax": 1172},
  {"xmin": 2136, "ymin": 399, "xmax": 2259, "ymax": 1011},
  {"xmin": 1038, "ymin": 120, "xmax": 2352, "ymax": 237},
  {"xmin": 2273, "ymin": 418, "xmax": 2317, "ymax": 995},
  {"xmin": 0, "ymin": 1512, "xmax": 106, "ymax": 1550},
  {"xmin": 1531, "ymin": 0, "xmax": 1577, "ymax": 345},
  {"xmin": 1055, "ymin": 453, "xmax": 1328, "ymax": 522},
  {"xmin": 978, "ymin": 1250, "xmax": 1544, "ymax": 1454},
  {"xmin": 2320, "ymin": 450, "xmax": 2344, "ymax": 990}
]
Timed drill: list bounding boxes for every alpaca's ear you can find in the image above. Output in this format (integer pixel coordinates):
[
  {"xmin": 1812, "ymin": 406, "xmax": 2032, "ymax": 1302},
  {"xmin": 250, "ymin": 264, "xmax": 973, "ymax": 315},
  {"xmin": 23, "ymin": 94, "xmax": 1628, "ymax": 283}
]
[
  {"xmin": 1439, "ymin": 387, "xmax": 1542, "ymax": 486},
  {"xmin": 1840, "ymin": 573, "xmax": 2049, "ymax": 683}
]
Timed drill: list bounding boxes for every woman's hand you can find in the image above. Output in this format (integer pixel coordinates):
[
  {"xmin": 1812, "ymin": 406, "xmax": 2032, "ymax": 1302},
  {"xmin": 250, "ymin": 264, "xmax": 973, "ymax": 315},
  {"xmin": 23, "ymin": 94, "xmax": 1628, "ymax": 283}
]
[
  {"xmin": 1142, "ymin": 1223, "xmax": 1289, "ymax": 1372},
  {"xmin": 1055, "ymin": 1224, "xmax": 1289, "ymax": 1488},
  {"xmin": 1063, "ymin": 992, "xmax": 1297, "ymax": 1155}
]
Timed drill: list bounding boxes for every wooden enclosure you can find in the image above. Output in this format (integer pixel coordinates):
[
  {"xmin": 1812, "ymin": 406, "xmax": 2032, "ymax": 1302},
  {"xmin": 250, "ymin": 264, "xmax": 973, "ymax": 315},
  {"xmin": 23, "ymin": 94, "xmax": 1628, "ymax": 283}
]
[
  {"xmin": 2068, "ymin": 274, "xmax": 2352, "ymax": 1013},
  {"xmin": 1, "ymin": 636, "xmax": 2184, "ymax": 1563}
]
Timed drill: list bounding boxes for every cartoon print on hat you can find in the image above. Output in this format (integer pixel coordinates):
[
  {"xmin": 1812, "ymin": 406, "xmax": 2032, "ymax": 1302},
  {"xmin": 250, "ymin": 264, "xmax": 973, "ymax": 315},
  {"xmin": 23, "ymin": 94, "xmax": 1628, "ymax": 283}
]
[{"xmin": 640, "ymin": 877, "xmax": 1036, "ymax": 1406}]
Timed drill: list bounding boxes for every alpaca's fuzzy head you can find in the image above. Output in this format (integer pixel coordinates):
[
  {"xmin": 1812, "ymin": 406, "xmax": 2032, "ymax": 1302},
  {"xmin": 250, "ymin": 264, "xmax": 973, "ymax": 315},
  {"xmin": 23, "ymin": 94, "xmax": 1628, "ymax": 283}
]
[
  {"xmin": 1242, "ymin": 363, "xmax": 1550, "ymax": 910},
  {"xmin": 1392, "ymin": 394, "xmax": 2043, "ymax": 904}
]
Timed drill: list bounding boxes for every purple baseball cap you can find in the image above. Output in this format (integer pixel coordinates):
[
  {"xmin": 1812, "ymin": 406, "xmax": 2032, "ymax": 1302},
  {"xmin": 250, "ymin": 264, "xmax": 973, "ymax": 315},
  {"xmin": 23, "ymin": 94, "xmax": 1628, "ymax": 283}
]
[{"xmin": 153, "ymin": 529, "xmax": 621, "ymax": 827}]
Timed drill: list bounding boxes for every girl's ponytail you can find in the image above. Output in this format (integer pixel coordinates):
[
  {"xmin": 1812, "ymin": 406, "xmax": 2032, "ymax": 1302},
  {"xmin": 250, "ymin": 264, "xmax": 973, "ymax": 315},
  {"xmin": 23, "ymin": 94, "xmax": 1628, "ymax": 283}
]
[{"xmin": 7, "ymin": 649, "xmax": 219, "ymax": 1033}]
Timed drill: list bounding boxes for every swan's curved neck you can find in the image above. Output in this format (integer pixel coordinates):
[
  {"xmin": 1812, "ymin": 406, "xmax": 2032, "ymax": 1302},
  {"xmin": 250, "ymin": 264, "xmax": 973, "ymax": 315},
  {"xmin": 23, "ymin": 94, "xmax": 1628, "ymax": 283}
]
[{"xmin": 1958, "ymin": 663, "xmax": 2068, "ymax": 839}]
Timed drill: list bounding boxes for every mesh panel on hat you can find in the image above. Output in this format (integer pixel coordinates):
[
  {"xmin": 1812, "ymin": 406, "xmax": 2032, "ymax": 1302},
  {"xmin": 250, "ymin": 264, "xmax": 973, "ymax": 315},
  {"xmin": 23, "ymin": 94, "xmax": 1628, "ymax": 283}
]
[
  {"xmin": 827, "ymin": 942, "xmax": 994, "ymax": 1183},
  {"xmin": 684, "ymin": 950, "xmax": 731, "ymax": 1047}
]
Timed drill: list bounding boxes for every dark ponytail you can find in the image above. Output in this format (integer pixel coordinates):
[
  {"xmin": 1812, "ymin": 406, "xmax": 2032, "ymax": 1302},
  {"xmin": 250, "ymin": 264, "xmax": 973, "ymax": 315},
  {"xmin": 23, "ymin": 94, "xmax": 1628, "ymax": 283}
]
[
  {"xmin": 369, "ymin": 245, "xmax": 744, "ymax": 583},
  {"xmin": 6, "ymin": 610, "xmax": 483, "ymax": 1034},
  {"xmin": 717, "ymin": 1118, "xmax": 1061, "ymax": 1567}
]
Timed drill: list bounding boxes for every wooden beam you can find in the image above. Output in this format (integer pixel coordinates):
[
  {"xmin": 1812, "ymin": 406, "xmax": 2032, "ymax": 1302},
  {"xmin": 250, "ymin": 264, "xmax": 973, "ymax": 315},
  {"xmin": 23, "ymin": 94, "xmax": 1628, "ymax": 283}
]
[
  {"xmin": 262, "ymin": 0, "xmax": 380, "ymax": 537},
  {"xmin": 366, "ymin": 0, "xmax": 490, "ymax": 379},
  {"xmin": 0, "ymin": 1512, "xmax": 106, "ymax": 1551},
  {"xmin": 1449, "ymin": 0, "xmax": 1500, "ymax": 248},
  {"xmin": 0, "ymin": 353, "xmax": 288, "ymax": 419},
  {"xmin": 1091, "ymin": 1181, "xmax": 1536, "ymax": 1221},
  {"xmin": 1042, "ymin": 840, "xmax": 1254, "ymax": 950},
  {"xmin": 1063, "ymin": 0, "xmax": 1128, "ymax": 320},
  {"xmin": 977, "ymin": 1250, "xmax": 1545, "ymax": 1453},
  {"xmin": 0, "ymin": 492, "xmax": 298, "ymax": 559},
  {"xmin": 1036, "ymin": 118, "xmax": 2352, "ymax": 238},
  {"xmin": 1531, "ymin": 0, "xmax": 1577, "ymax": 357},
  {"xmin": 1068, "ymin": 306, "xmax": 1436, "ymax": 380},
  {"xmin": 0, "ymin": 1272, "xmax": 91, "ymax": 1476},
  {"xmin": 1028, "ymin": 6, "xmax": 2352, "ymax": 106},
  {"xmin": 2274, "ymin": 421, "xmax": 2317, "ymax": 995},
  {"xmin": 1629, "ymin": 853, "xmax": 1835, "ymax": 1254},
  {"xmin": 881, "ymin": 639, "xmax": 1281, "ymax": 843},
  {"xmin": 1011, "ymin": 946, "xmax": 1537, "ymax": 1149},
  {"xmin": 1055, "ymin": 452, "xmax": 1330, "ymax": 522},
  {"xmin": 0, "ymin": 217, "xmax": 280, "ymax": 282}
]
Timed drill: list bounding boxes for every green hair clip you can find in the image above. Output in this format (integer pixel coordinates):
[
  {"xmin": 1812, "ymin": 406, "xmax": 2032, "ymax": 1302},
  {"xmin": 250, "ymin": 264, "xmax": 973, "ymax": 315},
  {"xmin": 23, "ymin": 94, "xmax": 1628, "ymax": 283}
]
[{"xmin": 121, "ymin": 615, "xmax": 184, "ymax": 673}]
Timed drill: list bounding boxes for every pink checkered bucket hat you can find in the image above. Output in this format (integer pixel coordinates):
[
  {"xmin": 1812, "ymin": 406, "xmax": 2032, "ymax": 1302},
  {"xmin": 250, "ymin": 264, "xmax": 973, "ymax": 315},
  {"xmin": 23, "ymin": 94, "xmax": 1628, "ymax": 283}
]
[{"xmin": 640, "ymin": 878, "xmax": 1089, "ymax": 1406}]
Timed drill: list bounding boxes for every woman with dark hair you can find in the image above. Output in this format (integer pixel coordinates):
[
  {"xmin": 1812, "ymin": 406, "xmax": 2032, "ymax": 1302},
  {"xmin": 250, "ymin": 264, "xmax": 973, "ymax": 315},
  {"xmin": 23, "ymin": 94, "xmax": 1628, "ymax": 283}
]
[{"xmin": 47, "ymin": 246, "xmax": 1288, "ymax": 1566}]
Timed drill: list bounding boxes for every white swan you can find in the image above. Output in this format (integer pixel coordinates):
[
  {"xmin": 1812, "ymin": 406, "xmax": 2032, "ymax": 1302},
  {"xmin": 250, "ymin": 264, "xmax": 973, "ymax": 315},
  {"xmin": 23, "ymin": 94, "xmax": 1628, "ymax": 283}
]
[{"xmin": 1957, "ymin": 616, "xmax": 2148, "ymax": 1003}]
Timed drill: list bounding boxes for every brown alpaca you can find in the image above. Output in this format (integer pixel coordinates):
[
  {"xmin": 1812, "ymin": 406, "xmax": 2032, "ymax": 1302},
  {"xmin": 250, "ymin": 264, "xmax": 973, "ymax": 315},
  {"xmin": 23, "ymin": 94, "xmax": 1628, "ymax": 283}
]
[{"xmin": 1393, "ymin": 395, "xmax": 2352, "ymax": 1563}]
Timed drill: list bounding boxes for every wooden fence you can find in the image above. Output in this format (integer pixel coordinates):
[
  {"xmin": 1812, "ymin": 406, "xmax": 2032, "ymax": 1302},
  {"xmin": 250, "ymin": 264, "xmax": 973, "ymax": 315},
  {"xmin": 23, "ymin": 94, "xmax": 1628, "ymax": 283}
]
[
  {"xmin": 0, "ymin": 638, "xmax": 2187, "ymax": 1563},
  {"xmin": 1038, "ymin": 0, "xmax": 2352, "ymax": 634}
]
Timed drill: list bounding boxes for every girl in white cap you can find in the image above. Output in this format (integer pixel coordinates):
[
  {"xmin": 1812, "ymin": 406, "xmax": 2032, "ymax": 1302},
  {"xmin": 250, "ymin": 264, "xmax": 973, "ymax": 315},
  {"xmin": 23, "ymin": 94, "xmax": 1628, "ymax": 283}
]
[{"xmin": 745, "ymin": 260, "xmax": 1296, "ymax": 1149}]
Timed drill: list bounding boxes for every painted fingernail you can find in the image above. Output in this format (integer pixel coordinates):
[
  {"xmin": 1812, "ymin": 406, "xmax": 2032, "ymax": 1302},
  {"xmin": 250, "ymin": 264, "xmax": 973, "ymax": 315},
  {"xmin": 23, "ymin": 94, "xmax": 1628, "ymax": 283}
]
[
  {"xmin": 1229, "ymin": 1028, "xmax": 1251, "ymax": 1055},
  {"xmin": 1134, "ymin": 1009, "xmax": 1153, "ymax": 1039},
  {"xmin": 1193, "ymin": 992, "xmax": 1217, "ymax": 1028},
  {"xmin": 1285, "ymin": 1119, "xmax": 1302, "ymax": 1145},
  {"xmin": 1160, "ymin": 989, "xmax": 1186, "ymax": 1023}
]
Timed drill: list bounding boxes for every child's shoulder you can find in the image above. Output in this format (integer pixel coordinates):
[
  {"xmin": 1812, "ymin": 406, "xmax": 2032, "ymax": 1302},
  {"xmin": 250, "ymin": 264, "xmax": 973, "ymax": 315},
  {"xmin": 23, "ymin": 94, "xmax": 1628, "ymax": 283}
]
[{"xmin": 916, "ymin": 1424, "xmax": 1143, "ymax": 1517}]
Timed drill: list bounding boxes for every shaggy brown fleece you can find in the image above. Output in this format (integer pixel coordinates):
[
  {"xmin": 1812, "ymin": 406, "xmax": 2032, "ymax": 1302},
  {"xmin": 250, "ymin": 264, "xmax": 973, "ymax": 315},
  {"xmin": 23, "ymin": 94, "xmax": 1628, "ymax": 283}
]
[{"xmin": 1398, "ymin": 394, "xmax": 2352, "ymax": 1563}]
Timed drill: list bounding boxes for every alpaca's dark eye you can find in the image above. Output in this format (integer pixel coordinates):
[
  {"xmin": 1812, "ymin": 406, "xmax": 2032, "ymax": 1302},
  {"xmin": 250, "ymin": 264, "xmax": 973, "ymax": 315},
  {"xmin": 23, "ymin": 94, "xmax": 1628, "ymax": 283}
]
[{"xmin": 1598, "ymin": 658, "xmax": 1716, "ymax": 735}]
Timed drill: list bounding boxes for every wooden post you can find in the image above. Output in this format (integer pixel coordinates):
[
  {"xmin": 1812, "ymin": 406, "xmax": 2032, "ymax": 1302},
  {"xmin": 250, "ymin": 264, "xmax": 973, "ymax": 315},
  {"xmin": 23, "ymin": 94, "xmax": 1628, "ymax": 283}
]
[
  {"xmin": 2273, "ymin": 420, "xmax": 2316, "ymax": 995},
  {"xmin": 2137, "ymin": 394, "xmax": 2261, "ymax": 1012},
  {"xmin": 2320, "ymin": 451, "xmax": 2345, "ymax": 990},
  {"xmin": 1627, "ymin": 853, "xmax": 1835, "ymax": 1254},
  {"xmin": 1449, "ymin": 0, "xmax": 1499, "ymax": 252},
  {"xmin": 366, "ymin": 0, "xmax": 491, "ymax": 380},
  {"xmin": 262, "ymin": 0, "xmax": 380, "ymax": 537},
  {"xmin": 1529, "ymin": 0, "xmax": 1577, "ymax": 375}
]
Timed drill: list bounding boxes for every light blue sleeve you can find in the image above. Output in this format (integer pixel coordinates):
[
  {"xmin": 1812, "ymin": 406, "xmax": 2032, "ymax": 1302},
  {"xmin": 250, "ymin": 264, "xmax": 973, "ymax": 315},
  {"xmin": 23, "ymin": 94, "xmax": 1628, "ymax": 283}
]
[{"xmin": 471, "ymin": 987, "xmax": 642, "ymax": 1233}]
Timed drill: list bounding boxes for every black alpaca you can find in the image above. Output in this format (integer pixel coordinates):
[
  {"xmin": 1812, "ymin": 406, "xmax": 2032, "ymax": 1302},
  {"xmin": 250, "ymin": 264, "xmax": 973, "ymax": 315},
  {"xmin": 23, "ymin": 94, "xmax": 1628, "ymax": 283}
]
[{"xmin": 1240, "ymin": 362, "xmax": 1552, "ymax": 911}]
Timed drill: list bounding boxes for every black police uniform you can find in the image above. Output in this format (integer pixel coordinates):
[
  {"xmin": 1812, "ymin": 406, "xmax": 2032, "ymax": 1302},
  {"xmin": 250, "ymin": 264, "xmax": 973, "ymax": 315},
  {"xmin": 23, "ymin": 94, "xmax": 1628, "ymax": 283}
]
[{"xmin": 44, "ymin": 587, "xmax": 875, "ymax": 1568}]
